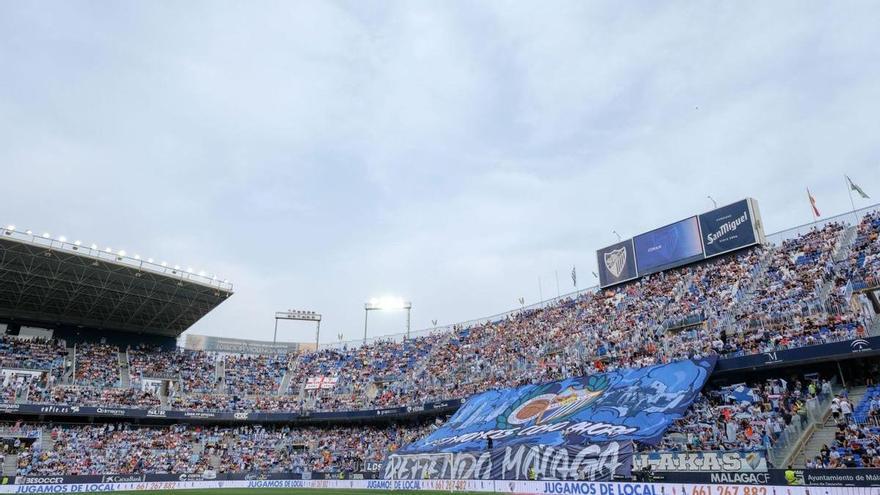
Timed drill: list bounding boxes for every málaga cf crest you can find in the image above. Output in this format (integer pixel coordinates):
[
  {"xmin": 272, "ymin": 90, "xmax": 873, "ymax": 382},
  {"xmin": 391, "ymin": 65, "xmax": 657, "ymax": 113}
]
[{"xmin": 604, "ymin": 247, "xmax": 627, "ymax": 278}]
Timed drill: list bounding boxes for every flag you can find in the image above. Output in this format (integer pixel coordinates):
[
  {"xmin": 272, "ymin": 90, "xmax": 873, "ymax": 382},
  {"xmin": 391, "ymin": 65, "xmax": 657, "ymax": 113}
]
[
  {"xmin": 846, "ymin": 175, "xmax": 870, "ymax": 199},
  {"xmin": 807, "ymin": 188, "xmax": 821, "ymax": 217},
  {"xmin": 570, "ymin": 266, "xmax": 577, "ymax": 287}
]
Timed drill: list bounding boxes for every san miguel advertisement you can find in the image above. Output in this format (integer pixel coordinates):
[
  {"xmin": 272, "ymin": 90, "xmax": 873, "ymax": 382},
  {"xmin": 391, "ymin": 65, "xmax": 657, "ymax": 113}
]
[
  {"xmin": 385, "ymin": 358, "xmax": 716, "ymax": 481},
  {"xmin": 698, "ymin": 198, "xmax": 760, "ymax": 258}
]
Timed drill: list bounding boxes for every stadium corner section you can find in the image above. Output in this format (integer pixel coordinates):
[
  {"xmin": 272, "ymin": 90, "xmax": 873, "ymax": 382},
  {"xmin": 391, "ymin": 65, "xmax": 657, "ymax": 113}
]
[{"xmin": 383, "ymin": 357, "xmax": 717, "ymax": 481}]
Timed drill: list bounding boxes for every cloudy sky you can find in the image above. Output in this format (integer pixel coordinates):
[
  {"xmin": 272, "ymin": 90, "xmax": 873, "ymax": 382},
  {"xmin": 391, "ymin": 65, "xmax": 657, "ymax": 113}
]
[{"xmin": 1, "ymin": 1, "xmax": 878, "ymax": 344}]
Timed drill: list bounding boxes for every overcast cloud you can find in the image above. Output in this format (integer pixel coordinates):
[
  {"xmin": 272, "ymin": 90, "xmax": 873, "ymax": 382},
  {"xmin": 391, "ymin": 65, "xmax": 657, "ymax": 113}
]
[{"xmin": 1, "ymin": 1, "xmax": 878, "ymax": 343}]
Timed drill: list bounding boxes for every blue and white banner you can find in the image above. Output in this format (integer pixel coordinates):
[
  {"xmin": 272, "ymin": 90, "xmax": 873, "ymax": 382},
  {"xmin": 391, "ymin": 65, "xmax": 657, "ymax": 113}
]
[
  {"xmin": 719, "ymin": 383, "xmax": 759, "ymax": 404},
  {"xmin": 401, "ymin": 357, "xmax": 715, "ymax": 458}
]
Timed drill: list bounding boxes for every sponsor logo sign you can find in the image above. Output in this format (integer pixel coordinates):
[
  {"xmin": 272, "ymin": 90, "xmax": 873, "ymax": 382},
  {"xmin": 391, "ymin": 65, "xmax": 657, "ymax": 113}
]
[
  {"xmin": 95, "ymin": 408, "xmax": 126, "ymax": 417},
  {"xmin": 634, "ymin": 451, "xmax": 767, "ymax": 473},
  {"xmin": 699, "ymin": 199, "xmax": 759, "ymax": 258},
  {"xmin": 101, "ymin": 475, "xmax": 145, "ymax": 483}
]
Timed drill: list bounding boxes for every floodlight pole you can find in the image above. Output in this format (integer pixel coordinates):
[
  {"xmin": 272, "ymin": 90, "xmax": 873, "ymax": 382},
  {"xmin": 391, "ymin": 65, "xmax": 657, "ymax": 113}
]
[
  {"xmin": 315, "ymin": 319, "xmax": 321, "ymax": 351},
  {"xmin": 363, "ymin": 307, "xmax": 369, "ymax": 344}
]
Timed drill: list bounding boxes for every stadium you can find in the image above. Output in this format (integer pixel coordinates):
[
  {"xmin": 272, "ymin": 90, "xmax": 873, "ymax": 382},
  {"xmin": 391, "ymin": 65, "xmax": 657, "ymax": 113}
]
[
  {"xmin": 3, "ymin": 2, "xmax": 880, "ymax": 495},
  {"xmin": 0, "ymin": 197, "xmax": 877, "ymax": 494}
]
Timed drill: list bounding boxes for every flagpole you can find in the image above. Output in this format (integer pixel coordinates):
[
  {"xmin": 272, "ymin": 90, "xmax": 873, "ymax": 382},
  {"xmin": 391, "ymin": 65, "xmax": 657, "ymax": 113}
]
[{"xmin": 845, "ymin": 175, "xmax": 856, "ymax": 213}]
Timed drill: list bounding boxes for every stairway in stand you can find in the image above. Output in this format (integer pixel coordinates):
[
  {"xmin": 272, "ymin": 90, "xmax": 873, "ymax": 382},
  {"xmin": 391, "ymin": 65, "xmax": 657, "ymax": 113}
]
[{"xmin": 793, "ymin": 386, "xmax": 867, "ymax": 467}]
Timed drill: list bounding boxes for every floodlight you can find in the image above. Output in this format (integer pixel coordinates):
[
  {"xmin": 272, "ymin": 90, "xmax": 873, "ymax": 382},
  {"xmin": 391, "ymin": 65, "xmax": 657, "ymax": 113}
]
[
  {"xmin": 105, "ymin": 247, "xmax": 112, "ymax": 253},
  {"xmin": 134, "ymin": 254, "xmax": 140, "ymax": 260},
  {"xmin": 364, "ymin": 296, "xmax": 413, "ymax": 342},
  {"xmin": 5, "ymin": 225, "xmax": 14, "ymax": 232},
  {"xmin": 42, "ymin": 233, "xmax": 50, "ymax": 238},
  {"xmin": 118, "ymin": 250, "xmax": 126, "ymax": 256},
  {"xmin": 147, "ymin": 258, "xmax": 154, "ymax": 263},
  {"xmin": 161, "ymin": 261, "xmax": 167, "ymax": 267},
  {"xmin": 74, "ymin": 240, "xmax": 81, "ymax": 246},
  {"xmin": 91, "ymin": 244, "xmax": 98, "ymax": 250},
  {"xmin": 58, "ymin": 236, "xmax": 66, "ymax": 242}
]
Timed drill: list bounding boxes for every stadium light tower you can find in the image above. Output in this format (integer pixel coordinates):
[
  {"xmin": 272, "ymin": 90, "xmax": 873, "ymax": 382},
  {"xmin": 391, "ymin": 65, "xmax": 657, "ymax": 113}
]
[
  {"xmin": 363, "ymin": 297, "xmax": 412, "ymax": 343},
  {"xmin": 274, "ymin": 310, "xmax": 322, "ymax": 349}
]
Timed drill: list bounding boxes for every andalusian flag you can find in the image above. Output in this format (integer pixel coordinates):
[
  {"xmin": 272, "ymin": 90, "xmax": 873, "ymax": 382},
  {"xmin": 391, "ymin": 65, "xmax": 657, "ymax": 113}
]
[
  {"xmin": 807, "ymin": 188, "xmax": 821, "ymax": 217},
  {"xmin": 846, "ymin": 175, "xmax": 870, "ymax": 199}
]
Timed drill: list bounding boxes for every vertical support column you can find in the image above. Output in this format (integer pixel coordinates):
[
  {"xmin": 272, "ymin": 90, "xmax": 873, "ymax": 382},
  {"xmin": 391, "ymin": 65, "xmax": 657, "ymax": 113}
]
[{"xmin": 363, "ymin": 309, "xmax": 369, "ymax": 344}]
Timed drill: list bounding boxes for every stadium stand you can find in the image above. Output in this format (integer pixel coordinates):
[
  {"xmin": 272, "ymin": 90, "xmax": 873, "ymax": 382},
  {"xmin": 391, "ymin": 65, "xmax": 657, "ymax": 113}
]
[
  {"xmin": 13, "ymin": 421, "xmax": 436, "ymax": 475},
  {"xmin": 0, "ymin": 205, "xmax": 877, "ymax": 478}
]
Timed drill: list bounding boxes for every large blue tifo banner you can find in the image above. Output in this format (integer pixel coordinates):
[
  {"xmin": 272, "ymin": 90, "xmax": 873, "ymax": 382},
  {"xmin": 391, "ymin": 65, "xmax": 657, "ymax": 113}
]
[{"xmin": 384, "ymin": 357, "xmax": 716, "ymax": 481}]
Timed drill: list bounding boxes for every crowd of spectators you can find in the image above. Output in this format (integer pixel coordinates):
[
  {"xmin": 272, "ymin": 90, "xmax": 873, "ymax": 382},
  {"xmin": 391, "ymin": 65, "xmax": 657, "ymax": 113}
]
[
  {"xmin": 26, "ymin": 385, "xmax": 160, "ymax": 408},
  {"xmin": 223, "ymin": 354, "xmax": 287, "ymax": 395},
  {"xmin": 808, "ymin": 390, "xmax": 880, "ymax": 468},
  {"xmin": 15, "ymin": 421, "xmax": 436, "ymax": 475},
  {"xmin": 0, "ymin": 212, "xmax": 874, "ymax": 418},
  {"xmin": 74, "ymin": 343, "xmax": 120, "ymax": 388},
  {"xmin": 129, "ymin": 346, "xmax": 219, "ymax": 393},
  {"xmin": 0, "ymin": 336, "xmax": 66, "ymax": 377},
  {"xmin": 656, "ymin": 375, "xmax": 833, "ymax": 453}
]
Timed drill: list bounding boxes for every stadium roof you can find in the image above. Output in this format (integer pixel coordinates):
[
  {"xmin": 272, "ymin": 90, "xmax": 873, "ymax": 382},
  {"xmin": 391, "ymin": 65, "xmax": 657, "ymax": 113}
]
[{"xmin": 0, "ymin": 228, "xmax": 233, "ymax": 337}]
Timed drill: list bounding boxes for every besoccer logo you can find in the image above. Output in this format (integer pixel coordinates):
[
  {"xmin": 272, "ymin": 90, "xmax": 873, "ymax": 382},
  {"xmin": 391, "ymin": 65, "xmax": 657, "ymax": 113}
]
[{"xmin": 604, "ymin": 247, "xmax": 627, "ymax": 278}]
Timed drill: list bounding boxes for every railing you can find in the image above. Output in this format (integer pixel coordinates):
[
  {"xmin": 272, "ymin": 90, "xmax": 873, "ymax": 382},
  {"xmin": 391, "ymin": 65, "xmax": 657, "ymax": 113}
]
[
  {"xmin": 769, "ymin": 387, "xmax": 837, "ymax": 468},
  {"xmin": 833, "ymin": 225, "xmax": 859, "ymax": 262},
  {"xmin": 0, "ymin": 427, "xmax": 41, "ymax": 439}
]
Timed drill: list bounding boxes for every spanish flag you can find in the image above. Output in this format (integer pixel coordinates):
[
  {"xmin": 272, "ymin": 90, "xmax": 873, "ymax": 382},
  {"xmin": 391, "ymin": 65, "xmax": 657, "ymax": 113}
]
[{"xmin": 807, "ymin": 188, "xmax": 821, "ymax": 217}]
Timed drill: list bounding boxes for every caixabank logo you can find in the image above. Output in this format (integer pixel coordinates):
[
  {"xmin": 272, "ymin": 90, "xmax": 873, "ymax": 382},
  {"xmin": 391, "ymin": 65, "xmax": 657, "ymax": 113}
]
[{"xmin": 102, "ymin": 474, "xmax": 145, "ymax": 483}]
